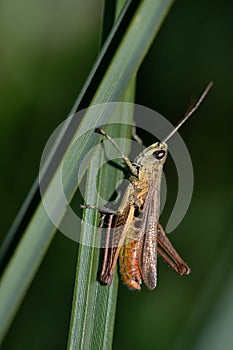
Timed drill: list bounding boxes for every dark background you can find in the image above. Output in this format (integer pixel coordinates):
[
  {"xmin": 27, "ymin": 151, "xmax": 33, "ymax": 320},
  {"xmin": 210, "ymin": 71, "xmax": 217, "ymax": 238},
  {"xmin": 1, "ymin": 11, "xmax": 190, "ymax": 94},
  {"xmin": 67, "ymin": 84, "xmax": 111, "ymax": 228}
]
[{"xmin": 1, "ymin": 0, "xmax": 233, "ymax": 349}]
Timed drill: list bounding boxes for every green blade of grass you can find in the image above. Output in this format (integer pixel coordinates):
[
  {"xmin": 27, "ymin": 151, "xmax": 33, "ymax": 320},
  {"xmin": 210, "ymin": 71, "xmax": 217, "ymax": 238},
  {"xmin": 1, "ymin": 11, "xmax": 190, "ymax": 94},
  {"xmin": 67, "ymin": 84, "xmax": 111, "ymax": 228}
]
[
  {"xmin": 0, "ymin": 0, "xmax": 175, "ymax": 345},
  {"xmin": 0, "ymin": 0, "xmax": 140, "ymax": 274},
  {"xmin": 68, "ymin": 80, "xmax": 136, "ymax": 350},
  {"xmin": 68, "ymin": 2, "xmax": 134, "ymax": 348}
]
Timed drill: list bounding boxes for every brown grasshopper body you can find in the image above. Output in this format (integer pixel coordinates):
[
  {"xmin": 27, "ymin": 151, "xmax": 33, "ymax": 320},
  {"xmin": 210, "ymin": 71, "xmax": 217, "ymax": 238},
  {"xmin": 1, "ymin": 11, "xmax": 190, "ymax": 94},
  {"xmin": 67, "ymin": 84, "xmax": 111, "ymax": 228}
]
[
  {"xmin": 100, "ymin": 142, "xmax": 190, "ymax": 290},
  {"xmin": 81, "ymin": 82, "xmax": 213, "ymax": 290}
]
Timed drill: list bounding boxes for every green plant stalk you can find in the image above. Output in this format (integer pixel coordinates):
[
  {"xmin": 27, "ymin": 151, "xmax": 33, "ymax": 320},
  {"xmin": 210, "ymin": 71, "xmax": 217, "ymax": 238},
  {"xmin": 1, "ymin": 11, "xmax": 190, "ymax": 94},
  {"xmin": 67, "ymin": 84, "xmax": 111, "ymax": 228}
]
[
  {"xmin": 68, "ymin": 81, "xmax": 136, "ymax": 350},
  {"xmin": 0, "ymin": 0, "xmax": 174, "ymax": 344},
  {"xmin": 68, "ymin": 2, "xmax": 135, "ymax": 348}
]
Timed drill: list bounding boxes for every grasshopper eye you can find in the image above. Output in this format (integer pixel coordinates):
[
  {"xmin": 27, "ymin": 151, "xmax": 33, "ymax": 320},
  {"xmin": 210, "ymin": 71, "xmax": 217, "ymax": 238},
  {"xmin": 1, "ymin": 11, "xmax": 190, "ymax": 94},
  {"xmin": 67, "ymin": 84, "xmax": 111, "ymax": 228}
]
[{"xmin": 153, "ymin": 150, "xmax": 166, "ymax": 160}]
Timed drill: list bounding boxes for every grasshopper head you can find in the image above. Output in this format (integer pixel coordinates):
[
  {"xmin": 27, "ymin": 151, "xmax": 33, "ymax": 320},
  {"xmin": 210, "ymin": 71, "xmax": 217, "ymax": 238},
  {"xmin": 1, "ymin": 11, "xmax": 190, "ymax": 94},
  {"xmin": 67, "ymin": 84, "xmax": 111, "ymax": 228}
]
[{"xmin": 135, "ymin": 142, "xmax": 168, "ymax": 167}]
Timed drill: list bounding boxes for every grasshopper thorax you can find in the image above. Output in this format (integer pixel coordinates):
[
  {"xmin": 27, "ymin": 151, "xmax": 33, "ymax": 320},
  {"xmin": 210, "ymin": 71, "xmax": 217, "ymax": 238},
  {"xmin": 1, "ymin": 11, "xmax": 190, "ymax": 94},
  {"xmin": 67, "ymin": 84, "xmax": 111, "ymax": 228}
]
[{"xmin": 135, "ymin": 142, "xmax": 168, "ymax": 168}]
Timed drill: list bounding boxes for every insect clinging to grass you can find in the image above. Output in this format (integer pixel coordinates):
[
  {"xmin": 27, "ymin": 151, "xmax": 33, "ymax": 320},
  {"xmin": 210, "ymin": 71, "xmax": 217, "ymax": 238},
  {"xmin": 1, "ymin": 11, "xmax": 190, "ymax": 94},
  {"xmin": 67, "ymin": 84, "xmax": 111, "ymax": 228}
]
[{"xmin": 81, "ymin": 82, "xmax": 213, "ymax": 290}]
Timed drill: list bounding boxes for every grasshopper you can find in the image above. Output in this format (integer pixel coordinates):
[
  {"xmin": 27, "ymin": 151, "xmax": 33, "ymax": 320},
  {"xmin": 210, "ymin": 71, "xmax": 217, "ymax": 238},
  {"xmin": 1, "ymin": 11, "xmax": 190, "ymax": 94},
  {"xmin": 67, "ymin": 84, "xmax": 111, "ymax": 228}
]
[{"xmin": 81, "ymin": 82, "xmax": 213, "ymax": 290}]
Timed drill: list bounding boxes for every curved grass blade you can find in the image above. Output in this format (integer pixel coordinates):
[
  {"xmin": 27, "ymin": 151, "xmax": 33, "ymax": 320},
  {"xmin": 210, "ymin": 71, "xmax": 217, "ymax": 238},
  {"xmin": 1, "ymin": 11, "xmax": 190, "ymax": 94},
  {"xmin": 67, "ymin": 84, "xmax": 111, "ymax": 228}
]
[
  {"xmin": 0, "ymin": 0, "xmax": 141, "ymax": 274},
  {"xmin": 0, "ymin": 0, "xmax": 175, "ymax": 345}
]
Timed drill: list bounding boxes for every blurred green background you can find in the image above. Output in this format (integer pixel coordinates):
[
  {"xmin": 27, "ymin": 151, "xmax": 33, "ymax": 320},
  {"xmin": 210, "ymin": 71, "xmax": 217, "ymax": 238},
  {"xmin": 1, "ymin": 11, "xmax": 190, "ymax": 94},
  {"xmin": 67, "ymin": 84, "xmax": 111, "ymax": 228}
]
[{"xmin": 1, "ymin": 0, "xmax": 233, "ymax": 349}]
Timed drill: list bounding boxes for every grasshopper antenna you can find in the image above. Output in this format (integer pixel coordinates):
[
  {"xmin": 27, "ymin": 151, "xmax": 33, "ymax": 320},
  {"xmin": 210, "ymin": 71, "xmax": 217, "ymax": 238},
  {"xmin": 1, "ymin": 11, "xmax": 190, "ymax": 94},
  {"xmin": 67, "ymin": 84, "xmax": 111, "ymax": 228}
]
[
  {"xmin": 95, "ymin": 127, "xmax": 138, "ymax": 175},
  {"xmin": 162, "ymin": 81, "xmax": 213, "ymax": 143}
]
